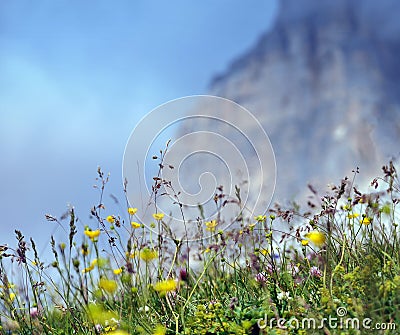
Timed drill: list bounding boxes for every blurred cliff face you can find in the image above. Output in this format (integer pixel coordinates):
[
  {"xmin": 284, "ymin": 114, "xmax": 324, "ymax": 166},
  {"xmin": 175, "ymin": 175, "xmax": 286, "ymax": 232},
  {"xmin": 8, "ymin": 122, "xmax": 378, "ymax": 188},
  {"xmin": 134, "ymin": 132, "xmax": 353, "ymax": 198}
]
[{"xmin": 190, "ymin": 0, "xmax": 400, "ymax": 202}]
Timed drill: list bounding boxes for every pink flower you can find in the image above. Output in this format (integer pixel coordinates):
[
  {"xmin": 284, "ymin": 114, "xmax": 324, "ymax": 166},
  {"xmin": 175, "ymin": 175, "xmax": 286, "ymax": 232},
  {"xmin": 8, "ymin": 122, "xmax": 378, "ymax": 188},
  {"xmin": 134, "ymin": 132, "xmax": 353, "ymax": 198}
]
[
  {"xmin": 30, "ymin": 307, "xmax": 39, "ymax": 318},
  {"xmin": 310, "ymin": 266, "xmax": 322, "ymax": 278}
]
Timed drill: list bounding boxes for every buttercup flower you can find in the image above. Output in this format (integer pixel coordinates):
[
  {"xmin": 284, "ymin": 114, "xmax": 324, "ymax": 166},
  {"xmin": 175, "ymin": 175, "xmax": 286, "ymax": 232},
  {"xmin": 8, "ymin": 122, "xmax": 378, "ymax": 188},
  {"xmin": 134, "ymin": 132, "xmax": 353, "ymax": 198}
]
[
  {"xmin": 301, "ymin": 239, "xmax": 309, "ymax": 246},
  {"xmin": 128, "ymin": 207, "xmax": 138, "ymax": 215},
  {"xmin": 84, "ymin": 229, "xmax": 100, "ymax": 241},
  {"xmin": 153, "ymin": 279, "xmax": 177, "ymax": 296},
  {"xmin": 131, "ymin": 221, "xmax": 141, "ymax": 229},
  {"xmin": 205, "ymin": 220, "xmax": 218, "ymax": 232},
  {"xmin": 347, "ymin": 213, "xmax": 360, "ymax": 219},
  {"xmin": 361, "ymin": 217, "xmax": 371, "ymax": 225},
  {"xmin": 99, "ymin": 278, "xmax": 118, "ymax": 294},
  {"xmin": 113, "ymin": 268, "xmax": 123, "ymax": 275},
  {"xmin": 82, "ymin": 259, "xmax": 98, "ymax": 273},
  {"xmin": 254, "ymin": 215, "xmax": 267, "ymax": 223},
  {"xmin": 106, "ymin": 216, "xmax": 115, "ymax": 224},
  {"xmin": 139, "ymin": 248, "xmax": 158, "ymax": 262},
  {"xmin": 152, "ymin": 213, "xmax": 164, "ymax": 221},
  {"xmin": 304, "ymin": 231, "xmax": 326, "ymax": 248}
]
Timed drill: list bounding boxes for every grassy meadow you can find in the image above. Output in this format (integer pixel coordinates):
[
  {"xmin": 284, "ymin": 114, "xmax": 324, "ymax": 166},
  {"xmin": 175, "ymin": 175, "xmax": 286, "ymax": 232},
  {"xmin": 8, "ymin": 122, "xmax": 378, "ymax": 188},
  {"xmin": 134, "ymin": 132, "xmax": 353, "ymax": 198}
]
[{"xmin": 0, "ymin": 159, "xmax": 399, "ymax": 335}]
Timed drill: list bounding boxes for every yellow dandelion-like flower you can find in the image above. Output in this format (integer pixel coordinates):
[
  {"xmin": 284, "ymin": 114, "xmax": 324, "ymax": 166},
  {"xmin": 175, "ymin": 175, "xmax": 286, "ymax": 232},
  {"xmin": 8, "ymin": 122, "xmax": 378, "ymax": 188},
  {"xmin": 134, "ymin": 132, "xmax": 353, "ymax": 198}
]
[
  {"xmin": 113, "ymin": 268, "xmax": 123, "ymax": 275},
  {"xmin": 84, "ymin": 229, "xmax": 100, "ymax": 241},
  {"xmin": 82, "ymin": 259, "xmax": 98, "ymax": 273},
  {"xmin": 301, "ymin": 239, "xmax": 309, "ymax": 246},
  {"xmin": 131, "ymin": 221, "xmax": 141, "ymax": 229},
  {"xmin": 153, "ymin": 324, "xmax": 167, "ymax": 335},
  {"xmin": 128, "ymin": 207, "xmax": 138, "ymax": 215},
  {"xmin": 152, "ymin": 213, "xmax": 164, "ymax": 221},
  {"xmin": 99, "ymin": 278, "xmax": 118, "ymax": 294},
  {"xmin": 347, "ymin": 213, "xmax": 360, "ymax": 219},
  {"xmin": 254, "ymin": 215, "xmax": 267, "ymax": 223},
  {"xmin": 139, "ymin": 248, "xmax": 158, "ymax": 262},
  {"xmin": 205, "ymin": 220, "xmax": 218, "ymax": 232},
  {"xmin": 153, "ymin": 279, "xmax": 177, "ymax": 296},
  {"xmin": 9, "ymin": 292, "xmax": 16, "ymax": 302},
  {"xmin": 106, "ymin": 215, "xmax": 115, "ymax": 223},
  {"xmin": 204, "ymin": 248, "xmax": 211, "ymax": 253},
  {"xmin": 304, "ymin": 231, "xmax": 326, "ymax": 248},
  {"xmin": 260, "ymin": 248, "xmax": 269, "ymax": 256},
  {"xmin": 361, "ymin": 217, "xmax": 371, "ymax": 225},
  {"xmin": 107, "ymin": 331, "xmax": 129, "ymax": 335}
]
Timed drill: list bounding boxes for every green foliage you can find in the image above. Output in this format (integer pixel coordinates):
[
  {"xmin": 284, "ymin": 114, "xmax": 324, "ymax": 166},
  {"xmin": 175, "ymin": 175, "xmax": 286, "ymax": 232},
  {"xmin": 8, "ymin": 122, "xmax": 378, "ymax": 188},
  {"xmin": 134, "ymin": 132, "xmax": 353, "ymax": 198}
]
[{"xmin": 0, "ymin": 160, "xmax": 399, "ymax": 334}]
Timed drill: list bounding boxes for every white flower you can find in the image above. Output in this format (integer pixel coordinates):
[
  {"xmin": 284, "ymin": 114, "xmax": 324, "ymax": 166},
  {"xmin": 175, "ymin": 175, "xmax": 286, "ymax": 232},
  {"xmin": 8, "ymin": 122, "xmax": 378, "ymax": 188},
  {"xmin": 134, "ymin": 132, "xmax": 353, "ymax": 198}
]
[
  {"xmin": 138, "ymin": 305, "xmax": 150, "ymax": 313},
  {"xmin": 277, "ymin": 291, "xmax": 292, "ymax": 301}
]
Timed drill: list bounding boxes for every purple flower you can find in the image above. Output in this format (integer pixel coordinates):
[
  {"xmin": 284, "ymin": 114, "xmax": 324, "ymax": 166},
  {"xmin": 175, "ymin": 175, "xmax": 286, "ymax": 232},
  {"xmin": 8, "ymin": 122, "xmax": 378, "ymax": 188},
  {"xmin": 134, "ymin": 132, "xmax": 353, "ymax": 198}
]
[
  {"xmin": 179, "ymin": 268, "xmax": 188, "ymax": 282},
  {"xmin": 310, "ymin": 266, "xmax": 322, "ymax": 278},
  {"xmin": 30, "ymin": 307, "xmax": 39, "ymax": 318},
  {"xmin": 255, "ymin": 272, "xmax": 268, "ymax": 285}
]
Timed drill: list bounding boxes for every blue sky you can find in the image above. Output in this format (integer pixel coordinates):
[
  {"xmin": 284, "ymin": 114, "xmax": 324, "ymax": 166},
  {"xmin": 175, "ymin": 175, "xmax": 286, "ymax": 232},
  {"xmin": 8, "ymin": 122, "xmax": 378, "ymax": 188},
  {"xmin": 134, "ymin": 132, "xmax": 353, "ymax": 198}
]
[{"xmin": 0, "ymin": 1, "xmax": 278, "ymax": 254}]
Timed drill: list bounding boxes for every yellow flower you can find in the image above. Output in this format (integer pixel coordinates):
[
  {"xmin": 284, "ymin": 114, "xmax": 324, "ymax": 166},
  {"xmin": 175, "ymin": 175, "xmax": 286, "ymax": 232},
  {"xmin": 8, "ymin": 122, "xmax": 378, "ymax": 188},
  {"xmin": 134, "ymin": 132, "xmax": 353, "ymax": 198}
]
[
  {"xmin": 113, "ymin": 268, "xmax": 123, "ymax": 275},
  {"xmin": 153, "ymin": 324, "xmax": 166, "ymax": 335},
  {"xmin": 301, "ymin": 239, "xmax": 309, "ymax": 246},
  {"xmin": 107, "ymin": 331, "xmax": 129, "ymax": 335},
  {"xmin": 254, "ymin": 215, "xmax": 267, "ymax": 223},
  {"xmin": 304, "ymin": 231, "xmax": 326, "ymax": 248},
  {"xmin": 84, "ymin": 229, "xmax": 100, "ymax": 240},
  {"xmin": 128, "ymin": 207, "xmax": 138, "ymax": 215},
  {"xmin": 99, "ymin": 278, "xmax": 118, "ymax": 294},
  {"xmin": 106, "ymin": 215, "xmax": 115, "ymax": 223},
  {"xmin": 9, "ymin": 292, "xmax": 16, "ymax": 302},
  {"xmin": 152, "ymin": 213, "xmax": 164, "ymax": 221},
  {"xmin": 131, "ymin": 221, "xmax": 141, "ymax": 229},
  {"xmin": 153, "ymin": 279, "xmax": 177, "ymax": 296},
  {"xmin": 361, "ymin": 217, "xmax": 371, "ymax": 225},
  {"xmin": 108, "ymin": 331, "xmax": 129, "ymax": 335},
  {"xmin": 82, "ymin": 259, "xmax": 98, "ymax": 273},
  {"xmin": 139, "ymin": 248, "xmax": 158, "ymax": 262},
  {"xmin": 205, "ymin": 220, "xmax": 218, "ymax": 232},
  {"xmin": 260, "ymin": 249, "xmax": 269, "ymax": 256},
  {"xmin": 348, "ymin": 213, "xmax": 360, "ymax": 219}
]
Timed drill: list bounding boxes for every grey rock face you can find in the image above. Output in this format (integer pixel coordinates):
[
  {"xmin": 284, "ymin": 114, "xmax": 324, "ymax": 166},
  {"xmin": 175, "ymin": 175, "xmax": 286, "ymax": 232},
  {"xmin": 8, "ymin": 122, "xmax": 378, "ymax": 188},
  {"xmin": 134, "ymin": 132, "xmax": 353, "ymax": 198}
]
[{"xmin": 205, "ymin": 0, "xmax": 400, "ymax": 201}]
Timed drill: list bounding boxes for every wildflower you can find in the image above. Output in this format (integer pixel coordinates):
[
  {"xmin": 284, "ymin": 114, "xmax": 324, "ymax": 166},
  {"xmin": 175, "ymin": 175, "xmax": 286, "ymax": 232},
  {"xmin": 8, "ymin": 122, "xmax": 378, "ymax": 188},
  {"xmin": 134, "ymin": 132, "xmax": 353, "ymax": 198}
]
[
  {"xmin": 254, "ymin": 215, "xmax": 267, "ymax": 223},
  {"xmin": 277, "ymin": 291, "xmax": 292, "ymax": 301},
  {"xmin": 113, "ymin": 268, "xmax": 123, "ymax": 275},
  {"xmin": 106, "ymin": 215, "xmax": 115, "ymax": 223},
  {"xmin": 152, "ymin": 213, "xmax": 164, "ymax": 221},
  {"xmin": 304, "ymin": 231, "xmax": 326, "ymax": 248},
  {"xmin": 139, "ymin": 248, "xmax": 158, "ymax": 262},
  {"xmin": 30, "ymin": 307, "xmax": 39, "ymax": 318},
  {"xmin": 131, "ymin": 221, "xmax": 141, "ymax": 229},
  {"xmin": 310, "ymin": 266, "xmax": 322, "ymax": 278},
  {"xmin": 301, "ymin": 239, "xmax": 309, "ymax": 246},
  {"xmin": 84, "ymin": 229, "xmax": 100, "ymax": 241},
  {"xmin": 153, "ymin": 325, "xmax": 166, "ymax": 335},
  {"xmin": 255, "ymin": 272, "xmax": 268, "ymax": 285},
  {"xmin": 347, "ymin": 213, "xmax": 359, "ymax": 219},
  {"xmin": 82, "ymin": 259, "xmax": 98, "ymax": 273},
  {"xmin": 361, "ymin": 217, "xmax": 371, "ymax": 225},
  {"xmin": 105, "ymin": 330, "xmax": 129, "ymax": 335},
  {"xmin": 260, "ymin": 248, "xmax": 269, "ymax": 256},
  {"xmin": 153, "ymin": 279, "xmax": 177, "ymax": 296},
  {"xmin": 179, "ymin": 268, "xmax": 188, "ymax": 282},
  {"xmin": 205, "ymin": 220, "xmax": 218, "ymax": 232},
  {"xmin": 99, "ymin": 278, "xmax": 118, "ymax": 294},
  {"xmin": 9, "ymin": 292, "xmax": 16, "ymax": 302},
  {"xmin": 138, "ymin": 305, "xmax": 150, "ymax": 313},
  {"xmin": 128, "ymin": 207, "xmax": 138, "ymax": 215}
]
